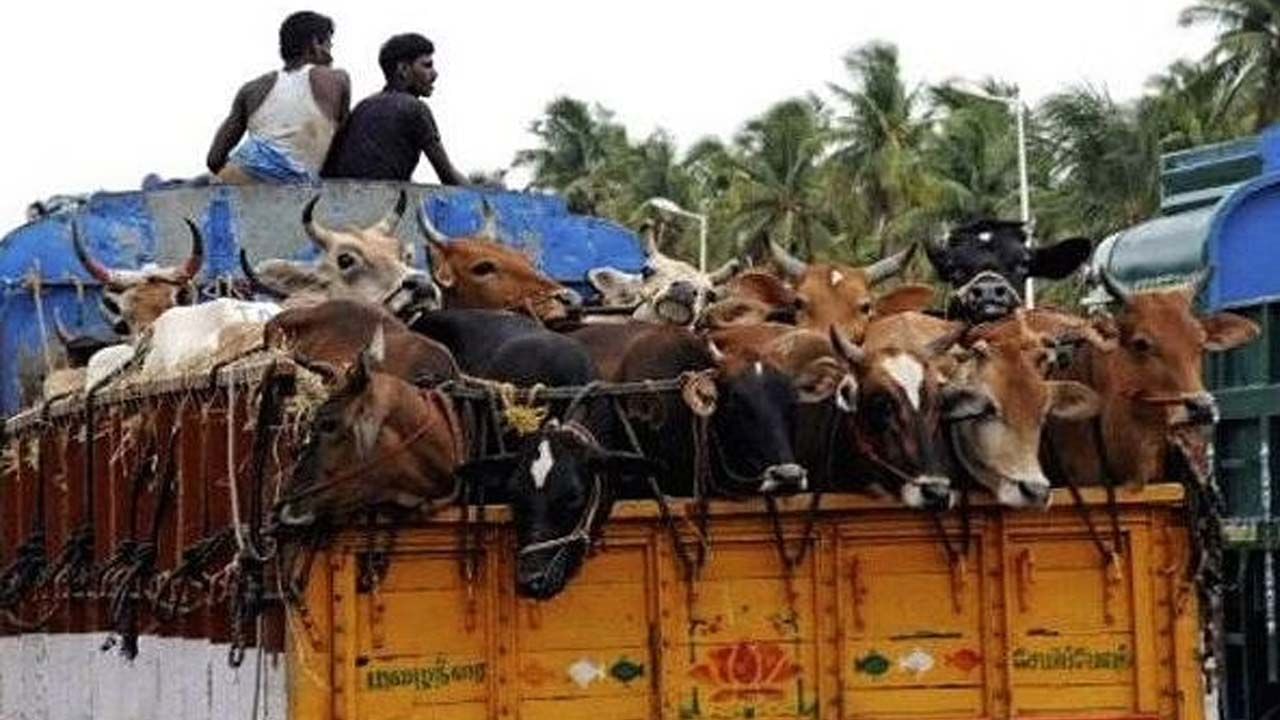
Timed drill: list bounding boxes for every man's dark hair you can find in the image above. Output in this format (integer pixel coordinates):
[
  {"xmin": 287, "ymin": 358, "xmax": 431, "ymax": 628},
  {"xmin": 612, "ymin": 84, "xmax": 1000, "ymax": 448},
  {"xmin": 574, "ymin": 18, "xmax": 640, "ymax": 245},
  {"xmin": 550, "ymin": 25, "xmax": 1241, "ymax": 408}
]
[
  {"xmin": 279, "ymin": 11, "xmax": 334, "ymax": 62},
  {"xmin": 379, "ymin": 33, "xmax": 435, "ymax": 82}
]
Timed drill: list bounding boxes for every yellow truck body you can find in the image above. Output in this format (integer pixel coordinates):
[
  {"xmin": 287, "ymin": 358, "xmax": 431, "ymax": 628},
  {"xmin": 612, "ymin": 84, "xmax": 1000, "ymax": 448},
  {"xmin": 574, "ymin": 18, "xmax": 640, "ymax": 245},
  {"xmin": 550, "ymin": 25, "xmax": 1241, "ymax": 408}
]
[{"xmin": 289, "ymin": 484, "xmax": 1206, "ymax": 720}]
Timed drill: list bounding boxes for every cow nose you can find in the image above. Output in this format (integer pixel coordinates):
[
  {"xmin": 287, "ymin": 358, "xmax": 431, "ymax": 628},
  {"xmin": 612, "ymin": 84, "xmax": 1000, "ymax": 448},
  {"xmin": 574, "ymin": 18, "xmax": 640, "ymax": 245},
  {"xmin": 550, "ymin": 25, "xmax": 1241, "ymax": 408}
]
[
  {"xmin": 401, "ymin": 273, "xmax": 442, "ymax": 308},
  {"xmin": 1184, "ymin": 394, "xmax": 1219, "ymax": 425},
  {"xmin": 666, "ymin": 281, "xmax": 698, "ymax": 305},
  {"xmin": 921, "ymin": 481, "xmax": 954, "ymax": 511},
  {"xmin": 556, "ymin": 287, "xmax": 583, "ymax": 308},
  {"xmin": 760, "ymin": 463, "xmax": 808, "ymax": 494},
  {"xmin": 1019, "ymin": 481, "xmax": 1051, "ymax": 508}
]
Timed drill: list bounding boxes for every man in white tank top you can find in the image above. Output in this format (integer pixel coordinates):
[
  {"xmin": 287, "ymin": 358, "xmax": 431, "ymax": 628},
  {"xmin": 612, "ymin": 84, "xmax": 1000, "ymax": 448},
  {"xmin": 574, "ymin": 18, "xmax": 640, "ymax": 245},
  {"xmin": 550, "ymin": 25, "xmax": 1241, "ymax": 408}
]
[{"xmin": 206, "ymin": 11, "xmax": 350, "ymax": 184}]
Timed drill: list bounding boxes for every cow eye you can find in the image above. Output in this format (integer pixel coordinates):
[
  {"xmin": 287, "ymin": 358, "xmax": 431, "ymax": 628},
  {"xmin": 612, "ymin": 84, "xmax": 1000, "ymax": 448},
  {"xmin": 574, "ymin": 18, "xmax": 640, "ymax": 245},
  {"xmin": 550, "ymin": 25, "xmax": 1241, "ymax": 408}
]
[
  {"xmin": 470, "ymin": 260, "xmax": 497, "ymax": 276},
  {"xmin": 1130, "ymin": 335, "xmax": 1153, "ymax": 354},
  {"xmin": 337, "ymin": 253, "xmax": 358, "ymax": 271},
  {"xmin": 317, "ymin": 417, "xmax": 341, "ymax": 435},
  {"xmin": 174, "ymin": 287, "xmax": 193, "ymax": 305},
  {"xmin": 859, "ymin": 300, "xmax": 873, "ymax": 315},
  {"xmin": 866, "ymin": 394, "xmax": 894, "ymax": 431}
]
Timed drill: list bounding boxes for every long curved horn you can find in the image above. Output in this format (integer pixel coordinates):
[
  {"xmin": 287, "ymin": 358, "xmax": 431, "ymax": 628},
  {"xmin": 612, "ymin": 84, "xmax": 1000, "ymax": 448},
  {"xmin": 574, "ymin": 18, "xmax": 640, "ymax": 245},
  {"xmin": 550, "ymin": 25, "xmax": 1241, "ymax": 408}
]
[
  {"xmin": 865, "ymin": 243, "xmax": 917, "ymax": 286},
  {"xmin": 828, "ymin": 325, "xmax": 865, "ymax": 366},
  {"xmin": 71, "ymin": 219, "xmax": 122, "ymax": 288},
  {"xmin": 1099, "ymin": 267, "xmax": 1133, "ymax": 305},
  {"xmin": 301, "ymin": 195, "xmax": 340, "ymax": 250},
  {"xmin": 769, "ymin": 240, "xmax": 808, "ymax": 280},
  {"xmin": 639, "ymin": 221, "xmax": 659, "ymax": 256},
  {"xmin": 416, "ymin": 202, "xmax": 449, "ymax": 244},
  {"xmin": 238, "ymin": 249, "xmax": 288, "ymax": 299},
  {"xmin": 173, "ymin": 219, "xmax": 205, "ymax": 282},
  {"xmin": 707, "ymin": 258, "xmax": 741, "ymax": 284},
  {"xmin": 53, "ymin": 308, "xmax": 75, "ymax": 347},
  {"xmin": 370, "ymin": 190, "xmax": 408, "ymax": 236},
  {"xmin": 479, "ymin": 198, "xmax": 498, "ymax": 241}
]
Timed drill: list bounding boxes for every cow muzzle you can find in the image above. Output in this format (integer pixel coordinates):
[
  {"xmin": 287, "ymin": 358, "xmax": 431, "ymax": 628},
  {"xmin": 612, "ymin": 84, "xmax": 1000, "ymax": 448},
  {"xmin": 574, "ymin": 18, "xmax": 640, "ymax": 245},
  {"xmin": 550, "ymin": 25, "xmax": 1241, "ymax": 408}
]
[
  {"xmin": 1181, "ymin": 393, "xmax": 1219, "ymax": 427},
  {"xmin": 653, "ymin": 281, "xmax": 701, "ymax": 326},
  {"xmin": 901, "ymin": 475, "xmax": 954, "ymax": 511},
  {"xmin": 956, "ymin": 271, "xmax": 1021, "ymax": 322},
  {"xmin": 758, "ymin": 463, "xmax": 808, "ymax": 494},
  {"xmin": 995, "ymin": 476, "xmax": 1052, "ymax": 509},
  {"xmin": 388, "ymin": 271, "xmax": 443, "ymax": 318}
]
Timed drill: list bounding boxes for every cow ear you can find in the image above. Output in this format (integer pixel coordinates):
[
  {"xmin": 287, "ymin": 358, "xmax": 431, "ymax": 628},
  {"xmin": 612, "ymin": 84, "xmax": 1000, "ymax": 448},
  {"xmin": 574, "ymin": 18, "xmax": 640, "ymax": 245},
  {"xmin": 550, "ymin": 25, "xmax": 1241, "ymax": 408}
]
[
  {"xmin": 874, "ymin": 283, "xmax": 936, "ymax": 317},
  {"xmin": 1047, "ymin": 380, "xmax": 1100, "ymax": 421},
  {"xmin": 254, "ymin": 260, "xmax": 327, "ymax": 295},
  {"xmin": 924, "ymin": 240, "xmax": 950, "ymax": 277},
  {"xmin": 426, "ymin": 242, "xmax": 456, "ymax": 288},
  {"xmin": 940, "ymin": 384, "xmax": 994, "ymax": 421},
  {"xmin": 586, "ymin": 267, "xmax": 643, "ymax": 298},
  {"xmin": 354, "ymin": 325, "xmax": 386, "ymax": 387},
  {"xmin": 1201, "ymin": 312, "xmax": 1261, "ymax": 352},
  {"xmin": 794, "ymin": 363, "xmax": 839, "ymax": 404},
  {"xmin": 1029, "ymin": 237, "xmax": 1091, "ymax": 280}
]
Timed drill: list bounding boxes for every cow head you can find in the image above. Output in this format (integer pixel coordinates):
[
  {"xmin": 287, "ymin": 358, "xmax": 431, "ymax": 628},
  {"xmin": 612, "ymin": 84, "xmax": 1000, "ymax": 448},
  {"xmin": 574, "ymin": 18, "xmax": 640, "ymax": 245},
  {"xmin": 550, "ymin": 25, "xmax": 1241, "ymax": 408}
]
[
  {"xmin": 703, "ymin": 345, "xmax": 810, "ymax": 495},
  {"xmin": 1084, "ymin": 270, "xmax": 1261, "ymax": 485},
  {"xmin": 769, "ymin": 241, "xmax": 921, "ymax": 342},
  {"xmin": 418, "ymin": 201, "xmax": 581, "ymax": 323},
  {"xmin": 943, "ymin": 316, "xmax": 1100, "ymax": 508},
  {"xmin": 244, "ymin": 191, "xmax": 441, "ymax": 318},
  {"xmin": 72, "ymin": 218, "xmax": 204, "ymax": 335},
  {"xmin": 925, "ymin": 220, "xmax": 1091, "ymax": 323},
  {"xmin": 278, "ymin": 327, "xmax": 464, "ymax": 526},
  {"xmin": 830, "ymin": 321, "xmax": 958, "ymax": 510}
]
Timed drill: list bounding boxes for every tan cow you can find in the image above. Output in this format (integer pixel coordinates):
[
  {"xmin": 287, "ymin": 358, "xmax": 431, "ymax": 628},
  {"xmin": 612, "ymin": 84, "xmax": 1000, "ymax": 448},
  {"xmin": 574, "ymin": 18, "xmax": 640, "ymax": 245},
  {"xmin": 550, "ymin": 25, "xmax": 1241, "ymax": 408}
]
[
  {"xmin": 418, "ymin": 201, "xmax": 581, "ymax": 323},
  {"xmin": 276, "ymin": 328, "xmax": 466, "ymax": 527},
  {"xmin": 72, "ymin": 218, "xmax": 204, "ymax": 336},
  {"xmin": 1044, "ymin": 271, "xmax": 1260, "ymax": 488},
  {"xmin": 767, "ymin": 241, "xmax": 934, "ymax": 342},
  {"xmin": 244, "ymin": 191, "xmax": 440, "ymax": 317}
]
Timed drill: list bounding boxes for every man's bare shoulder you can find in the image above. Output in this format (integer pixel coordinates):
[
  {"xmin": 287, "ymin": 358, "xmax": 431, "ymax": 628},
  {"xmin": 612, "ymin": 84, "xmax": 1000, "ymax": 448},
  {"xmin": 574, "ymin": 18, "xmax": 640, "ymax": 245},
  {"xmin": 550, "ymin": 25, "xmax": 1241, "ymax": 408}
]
[
  {"xmin": 309, "ymin": 66, "xmax": 350, "ymax": 87},
  {"xmin": 236, "ymin": 72, "xmax": 278, "ymax": 105}
]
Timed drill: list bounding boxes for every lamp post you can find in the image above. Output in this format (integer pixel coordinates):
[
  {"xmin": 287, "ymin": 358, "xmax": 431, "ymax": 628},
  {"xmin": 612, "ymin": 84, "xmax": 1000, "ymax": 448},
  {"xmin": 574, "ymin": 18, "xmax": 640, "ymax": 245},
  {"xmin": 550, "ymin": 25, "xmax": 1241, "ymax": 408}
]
[
  {"xmin": 641, "ymin": 196, "xmax": 708, "ymax": 272},
  {"xmin": 947, "ymin": 83, "xmax": 1034, "ymax": 307}
]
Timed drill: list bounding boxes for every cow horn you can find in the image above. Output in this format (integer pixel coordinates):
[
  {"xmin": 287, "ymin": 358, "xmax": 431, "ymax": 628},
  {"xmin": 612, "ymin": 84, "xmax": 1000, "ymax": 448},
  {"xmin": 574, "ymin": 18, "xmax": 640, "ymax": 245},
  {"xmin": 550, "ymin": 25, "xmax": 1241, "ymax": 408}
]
[
  {"xmin": 829, "ymin": 325, "xmax": 865, "ymax": 366},
  {"xmin": 370, "ymin": 189, "xmax": 409, "ymax": 236},
  {"xmin": 238, "ymin": 249, "xmax": 288, "ymax": 299},
  {"xmin": 416, "ymin": 203, "xmax": 450, "ymax": 244},
  {"xmin": 301, "ymin": 195, "xmax": 340, "ymax": 250},
  {"xmin": 174, "ymin": 219, "xmax": 205, "ymax": 282},
  {"xmin": 1099, "ymin": 267, "xmax": 1133, "ymax": 305},
  {"xmin": 865, "ymin": 243, "xmax": 917, "ymax": 286},
  {"xmin": 71, "ymin": 219, "xmax": 123, "ymax": 288},
  {"xmin": 640, "ymin": 222, "xmax": 659, "ymax": 256},
  {"xmin": 1182, "ymin": 267, "xmax": 1212, "ymax": 301},
  {"xmin": 479, "ymin": 198, "xmax": 499, "ymax": 241},
  {"xmin": 769, "ymin": 240, "xmax": 808, "ymax": 280},
  {"xmin": 53, "ymin": 309, "xmax": 75, "ymax": 347}
]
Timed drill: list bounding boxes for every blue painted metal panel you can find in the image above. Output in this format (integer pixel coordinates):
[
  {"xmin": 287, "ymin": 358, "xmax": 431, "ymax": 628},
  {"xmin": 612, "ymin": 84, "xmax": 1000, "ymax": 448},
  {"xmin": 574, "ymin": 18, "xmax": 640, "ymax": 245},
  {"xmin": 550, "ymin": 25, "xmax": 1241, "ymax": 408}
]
[{"xmin": 0, "ymin": 182, "xmax": 645, "ymax": 415}]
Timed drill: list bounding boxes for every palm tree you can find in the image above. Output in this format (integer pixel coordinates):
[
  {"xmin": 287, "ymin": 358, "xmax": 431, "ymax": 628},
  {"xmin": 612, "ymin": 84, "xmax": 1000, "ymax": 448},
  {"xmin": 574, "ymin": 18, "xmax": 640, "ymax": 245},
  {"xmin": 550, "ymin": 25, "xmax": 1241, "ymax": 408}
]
[
  {"xmin": 1142, "ymin": 58, "xmax": 1246, "ymax": 150},
  {"xmin": 925, "ymin": 80, "xmax": 1025, "ymax": 222},
  {"xmin": 827, "ymin": 41, "xmax": 935, "ymax": 256},
  {"xmin": 513, "ymin": 97, "xmax": 632, "ymax": 214},
  {"xmin": 724, "ymin": 97, "xmax": 834, "ymax": 262},
  {"xmin": 1179, "ymin": 0, "xmax": 1280, "ymax": 130}
]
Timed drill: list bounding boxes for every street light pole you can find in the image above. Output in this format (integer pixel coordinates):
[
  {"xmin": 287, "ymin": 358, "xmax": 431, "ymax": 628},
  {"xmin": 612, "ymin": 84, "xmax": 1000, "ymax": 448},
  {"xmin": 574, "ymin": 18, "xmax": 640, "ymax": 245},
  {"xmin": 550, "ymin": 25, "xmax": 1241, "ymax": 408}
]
[
  {"xmin": 949, "ymin": 83, "xmax": 1034, "ymax": 307},
  {"xmin": 640, "ymin": 197, "xmax": 708, "ymax": 272}
]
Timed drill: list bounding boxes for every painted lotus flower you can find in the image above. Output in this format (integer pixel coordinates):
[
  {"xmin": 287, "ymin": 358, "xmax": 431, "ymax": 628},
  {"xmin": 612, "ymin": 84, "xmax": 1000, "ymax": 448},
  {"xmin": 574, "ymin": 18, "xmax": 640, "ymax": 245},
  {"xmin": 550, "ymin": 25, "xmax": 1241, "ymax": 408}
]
[{"xmin": 689, "ymin": 641, "xmax": 802, "ymax": 702}]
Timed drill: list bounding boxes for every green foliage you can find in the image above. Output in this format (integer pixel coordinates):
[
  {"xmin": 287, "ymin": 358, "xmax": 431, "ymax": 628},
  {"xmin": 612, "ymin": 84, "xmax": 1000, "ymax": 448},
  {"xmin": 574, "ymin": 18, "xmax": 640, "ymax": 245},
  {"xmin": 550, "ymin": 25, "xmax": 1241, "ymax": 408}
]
[{"xmin": 512, "ymin": 26, "xmax": 1256, "ymax": 300}]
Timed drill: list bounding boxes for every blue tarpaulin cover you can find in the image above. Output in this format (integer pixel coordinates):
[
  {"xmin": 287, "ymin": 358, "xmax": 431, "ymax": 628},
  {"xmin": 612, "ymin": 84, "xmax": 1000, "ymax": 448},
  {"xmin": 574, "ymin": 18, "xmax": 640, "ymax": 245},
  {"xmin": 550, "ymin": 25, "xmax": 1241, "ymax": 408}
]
[{"xmin": 0, "ymin": 182, "xmax": 645, "ymax": 414}]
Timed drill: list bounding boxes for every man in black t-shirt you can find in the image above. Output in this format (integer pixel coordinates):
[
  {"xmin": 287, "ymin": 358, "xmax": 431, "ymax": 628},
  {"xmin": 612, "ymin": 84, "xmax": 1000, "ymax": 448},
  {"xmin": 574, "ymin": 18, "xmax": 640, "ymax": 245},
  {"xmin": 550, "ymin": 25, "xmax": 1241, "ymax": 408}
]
[{"xmin": 322, "ymin": 33, "xmax": 468, "ymax": 184}]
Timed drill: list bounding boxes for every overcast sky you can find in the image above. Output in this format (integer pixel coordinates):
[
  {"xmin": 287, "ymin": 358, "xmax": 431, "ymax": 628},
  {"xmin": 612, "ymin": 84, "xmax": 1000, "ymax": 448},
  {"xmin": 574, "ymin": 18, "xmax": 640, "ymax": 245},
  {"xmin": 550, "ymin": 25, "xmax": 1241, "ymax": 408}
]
[{"xmin": 0, "ymin": 0, "xmax": 1217, "ymax": 229}]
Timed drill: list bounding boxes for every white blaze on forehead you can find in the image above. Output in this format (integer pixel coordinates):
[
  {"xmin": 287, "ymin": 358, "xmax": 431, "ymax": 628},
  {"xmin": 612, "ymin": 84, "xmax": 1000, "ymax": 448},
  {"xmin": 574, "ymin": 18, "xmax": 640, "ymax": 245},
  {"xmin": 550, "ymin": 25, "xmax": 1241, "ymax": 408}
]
[
  {"xmin": 882, "ymin": 353, "xmax": 925, "ymax": 411},
  {"xmin": 830, "ymin": 269, "xmax": 845, "ymax": 286},
  {"xmin": 530, "ymin": 440, "xmax": 554, "ymax": 490},
  {"xmin": 754, "ymin": 361, "xmax": 764, "ymax": 376}
]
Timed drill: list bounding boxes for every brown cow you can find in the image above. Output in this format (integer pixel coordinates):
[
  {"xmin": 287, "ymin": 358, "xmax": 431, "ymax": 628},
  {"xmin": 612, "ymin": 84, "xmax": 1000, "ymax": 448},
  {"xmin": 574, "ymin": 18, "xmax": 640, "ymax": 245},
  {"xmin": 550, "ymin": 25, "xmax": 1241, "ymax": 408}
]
[
  {"xmin": 264, "ymin": 299, "xmax": 458, "ymax": 383},
  {"xmin": 768, "ymin": 241, "xmax": 934, "ymax": 341},
  {"xmin": 72, "ymin": 218, "xmax": 204, "ymax": 335},
  {"xmin": 418, "ymin": 201, "xmax": 580, "ymax": 322},
  {"xmin": 277, "ymin": 329, "xmax": 465, "ymax": 526},
  {"xmin": 942, "ymin": 314, "xmax": 1101, "ymax": 507},
  {"xmin": 244, "ymin": 191, "xmax": 441, "ymax": 317},
  {"xmin": 1044, "ymin": 271, "xmax": 1260, "ymax": 488}
]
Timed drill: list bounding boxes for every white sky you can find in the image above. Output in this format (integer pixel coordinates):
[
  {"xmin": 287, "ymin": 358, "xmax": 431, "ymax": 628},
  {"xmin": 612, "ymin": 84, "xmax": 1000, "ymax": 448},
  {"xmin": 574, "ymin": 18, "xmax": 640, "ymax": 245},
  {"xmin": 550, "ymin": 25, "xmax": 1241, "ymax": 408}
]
[{"xmin": 0, "ymin": 0, "xmax": 1217, "ymax": 229}]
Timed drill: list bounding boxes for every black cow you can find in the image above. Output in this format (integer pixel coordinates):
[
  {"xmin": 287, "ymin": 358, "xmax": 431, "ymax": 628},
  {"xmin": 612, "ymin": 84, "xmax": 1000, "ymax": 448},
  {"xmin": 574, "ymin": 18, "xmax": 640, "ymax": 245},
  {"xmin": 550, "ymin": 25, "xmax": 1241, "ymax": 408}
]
[
  {"xmin": 569, "ymin": 322, "xmax": 808, "ymax": 498},
  {"xmin": 926, "ymin": 219, "xmax": 1091, "ymax": 323},
  {"xmin": 411, "ymin": 309, "xmax": 650, "ymax": 600}
]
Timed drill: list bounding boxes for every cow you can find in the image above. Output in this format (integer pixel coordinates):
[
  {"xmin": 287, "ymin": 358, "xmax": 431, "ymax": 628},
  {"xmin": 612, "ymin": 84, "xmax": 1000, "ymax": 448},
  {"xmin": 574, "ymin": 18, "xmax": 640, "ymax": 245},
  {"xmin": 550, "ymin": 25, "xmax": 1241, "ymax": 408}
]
[
  {"xmin": 940, "ymin": 313, "xmax": 1102, "ymax": 507},
  {"xmin": 1043, "ymin": 270, "xmax": 1260, "ymax": 488},
  {"xmin": 277, "ymin": 328, "xmax": 466, "ymax": 527},
  {"xmin": 72, "ymin": 217, "xmax": 204, "ymax": 336},
  {"xmin": 243, "ymin": 190, "xmax": 441, "ymax": 318},
  {"xmin": 925, "ymin": 219, "xmax": 1092, "ymax": 323},
  {"xmin": 709, "ymin": 319, "xmax": 959, "ymax": 510},
  {"xmin": 417, "ymin": 201, "xmax": 581, "ymax": 323},
  {"xmin": 570, "ymin": 322, "xmax": 809, "ymax": 498},
  {"xmin": 767, "ymin": 241, "xmax": 933, "ymax": 342},
  {"xmin": 412, "ymin": 309, "xmax": 651, "ymax": 600},
  {"xmin": 586, "ymin": 222, "xmax": 740, "ymax": 326}
]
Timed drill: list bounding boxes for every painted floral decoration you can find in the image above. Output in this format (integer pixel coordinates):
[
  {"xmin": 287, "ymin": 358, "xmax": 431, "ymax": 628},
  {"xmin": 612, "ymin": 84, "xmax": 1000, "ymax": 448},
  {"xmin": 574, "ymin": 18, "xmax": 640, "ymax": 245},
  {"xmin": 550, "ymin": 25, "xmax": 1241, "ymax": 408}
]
[{"xmin": 688, "ymin": 641, "xmax": 802, "ymax": 702}]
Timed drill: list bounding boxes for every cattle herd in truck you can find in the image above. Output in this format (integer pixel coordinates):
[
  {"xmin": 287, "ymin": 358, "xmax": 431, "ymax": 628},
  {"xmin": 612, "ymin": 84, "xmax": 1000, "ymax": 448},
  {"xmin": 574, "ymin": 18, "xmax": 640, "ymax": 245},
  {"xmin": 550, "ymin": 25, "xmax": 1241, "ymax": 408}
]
[{"xmin": 29, "ymin": 191, "xmax": 1263, "ymax": 601}]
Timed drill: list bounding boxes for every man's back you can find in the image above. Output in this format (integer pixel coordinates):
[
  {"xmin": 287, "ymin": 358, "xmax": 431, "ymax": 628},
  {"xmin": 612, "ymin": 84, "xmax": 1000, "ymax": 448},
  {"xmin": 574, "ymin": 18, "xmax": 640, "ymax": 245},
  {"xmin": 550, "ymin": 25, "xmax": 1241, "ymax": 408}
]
[{"xmin": 323, "ymin": 89, "xmax": 438, "ymax": 182}]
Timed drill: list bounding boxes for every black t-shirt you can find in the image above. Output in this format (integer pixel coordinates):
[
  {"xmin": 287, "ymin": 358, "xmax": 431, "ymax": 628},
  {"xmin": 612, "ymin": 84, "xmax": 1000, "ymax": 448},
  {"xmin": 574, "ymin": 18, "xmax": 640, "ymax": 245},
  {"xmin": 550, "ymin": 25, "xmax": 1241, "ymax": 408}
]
[{"xmin": 322, "ymin": 89, "xmax": 441, "ymax": 181}]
